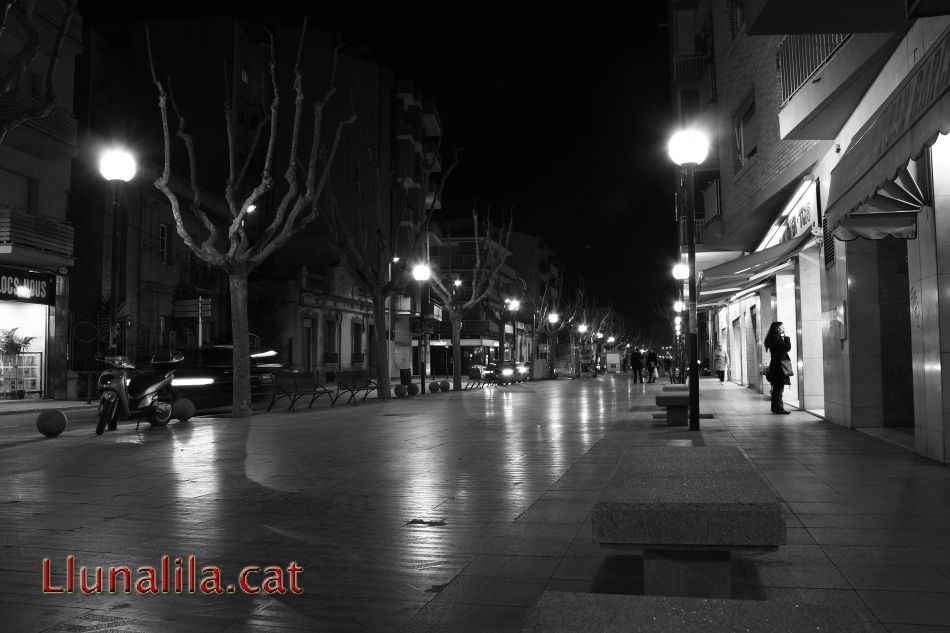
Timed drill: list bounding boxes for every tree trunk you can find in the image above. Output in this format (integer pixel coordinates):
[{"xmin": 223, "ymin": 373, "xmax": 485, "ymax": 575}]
[
  {"xmin": 451, "ymin": 312, "xmax": 463, "ymax": 391},
  {"xmin": 549, "ymin": 333, "xmax": 557, "ymax": 379},
  {"xmin": 229, "ymin": 270, "xmax": 253, "ymax": 418},
  {"xmin": 373, "ymin": 295, "xmax": 390, "ymax": 400}
]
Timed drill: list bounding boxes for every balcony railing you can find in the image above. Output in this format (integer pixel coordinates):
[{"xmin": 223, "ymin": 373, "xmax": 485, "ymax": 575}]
[
  {"xmin": 0, "ymin": 91, "xmax": 78, "ymax": 158},
  {"xmin": 777, "ymin": 33, "xmax": 851, "ymax": 104},
  {"xmin": 0, "ymin": 204, "xmax": 74, "ymax": 258},
  {"xmin": 674, "ymin": 54, "xmax": 710, "ymax": 82}
]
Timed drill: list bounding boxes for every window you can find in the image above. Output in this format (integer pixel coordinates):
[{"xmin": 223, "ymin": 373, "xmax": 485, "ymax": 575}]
[
  {"xmin": 351, "ymin": 322, "xmax": 363, "ymax": 355},
  {"xmin": 733, "ymin": 93, "xmax": 758, "ymax": 171},
  {"xmin": 159, "ymin": 223, "xmax": 171, "ymax": 265},
  {"xmin": 324, "ymin": 320, "xmax": 336, "ymax": 355},
  {"xmin": 730, "ymin": 0, "xmax": 745, "ymax": 38}
]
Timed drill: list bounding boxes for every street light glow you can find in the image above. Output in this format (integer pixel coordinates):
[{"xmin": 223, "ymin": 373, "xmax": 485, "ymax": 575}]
[
  {"xmin": 547, "ymin": 312, "xmax": 559, "ymax": 324},
  {"xmin": 607, "ymin": 336, "xmax": 615, "ymax": 344},
  {"xmin": 672, "ymin": 263, "xmax": 689, "ymax": 280},
  {"xmin": 99, "ymin": 148, "xmax": 137, "ymax": 182},
  {"xmin": 508, "ymin": 299, "xmax": 520, "ymax": 311},
  {"xmin": 15, "ymin": 285, "xmax": 30, "ymax": 298},
  {"xmin": 412, "ymin": 263, "xmax": 431, "ymax": 281},
  {"xmin": 668, "ymin": 129, "xmax": 709, "ymax": 166},
  {"xmin": 674, "ymin": 316, "xmax": 682, "ymax": 325},
  {"xmin": 454, "ymin": 279, "xmax": 462, "ymax": 287},
  {"xmin": 578, "ymin": 324, "xmax": 588, "ymax": 333},
  {"xmin": 674, "ymin": 300, "xmax": 685, "ymax": 312},
  {"xmin": 247, "ymin": 204, "xmax": 256, "ymax": 213}
]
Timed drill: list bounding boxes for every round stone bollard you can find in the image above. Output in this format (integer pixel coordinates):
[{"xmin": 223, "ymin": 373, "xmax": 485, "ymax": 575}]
[
  {"xmin": 439, "ymin": 380, "xmax": 450, "ymax": 392},
  {"xmin": 394, "ymin": 384, "xmax": 407, "ymax": 398},
  {"xmin": 172, "ymin": 398, "xmax": 195, "ymax": 422},
  {"xmin": 429, "ymin": 381, "xmax": 441, "ymax": 393},
  {"xmin": 36, "ymin": 410, "xmax": 67, "ymax": 438},
  {"xmin": 407, "ymin": 383, "xmax": 420, "ymax": 396}
]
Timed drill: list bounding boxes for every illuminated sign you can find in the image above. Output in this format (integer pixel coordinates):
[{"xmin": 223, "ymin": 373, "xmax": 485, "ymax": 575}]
[{"xmin": 0, "ymin": 267, "xmax": 55, "ymax": 305}]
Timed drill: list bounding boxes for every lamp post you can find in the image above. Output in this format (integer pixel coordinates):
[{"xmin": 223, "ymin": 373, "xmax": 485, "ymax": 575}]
[
  {"xmin": 669, "ymin": 129, "xmax": 709, "ymax": 431},
  {"xmin": 99, "ymin": 148, "xmax": 137, "ymax": 355},
  {"xmin": 412, "ymin": 263, "xmax": 431, "ymax": 395},
  {"xmin": 547, "ymin": 312, "xmax": 559, "ymax": 379},
  {"xmin": 506, "ymin": 299, "xmax": 520, "ymax": 363},
  {"xmin": 576, "ymin": 323, "xmax": 588, "ymax": 377}
]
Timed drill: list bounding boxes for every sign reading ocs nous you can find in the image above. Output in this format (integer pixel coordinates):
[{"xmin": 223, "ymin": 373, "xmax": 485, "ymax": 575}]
[{"xmin": 0, "ymin": 267, "xmax": 55, "ymax": 306}]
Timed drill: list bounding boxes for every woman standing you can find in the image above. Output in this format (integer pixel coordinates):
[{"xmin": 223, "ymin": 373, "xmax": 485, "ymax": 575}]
[
  {"xmin": 712, "ymin": 344, "xmax": 729, "ymax": 383},
  {"xmin": 764, "ymin": 321, "xmax": 792, "ymax": 414}
]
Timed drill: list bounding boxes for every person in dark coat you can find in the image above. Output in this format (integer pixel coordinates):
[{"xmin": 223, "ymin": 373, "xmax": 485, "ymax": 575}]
[
  {"xmin": 764, "ymin": 321, "xmax": 791, "ymax": 414},
  {"xmin": 631, "ymin": 350, "xmax": 643, "ymax": 383},
  {"xmin": 646, "ymin": 348, "xmax": 659, "ymax": 383}
]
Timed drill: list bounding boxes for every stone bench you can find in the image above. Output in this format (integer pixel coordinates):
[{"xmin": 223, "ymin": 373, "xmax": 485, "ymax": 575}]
[
  {"xmin": 655, "ymin": 392, "xmax": 689, "ymax": 426},
  {"xmin": 592, "ymin": 446, "xmax": 785, "ymax": 598},
  {"xmin": 522, "ymin": 592, "xmax": 873, "ymax": 633}
]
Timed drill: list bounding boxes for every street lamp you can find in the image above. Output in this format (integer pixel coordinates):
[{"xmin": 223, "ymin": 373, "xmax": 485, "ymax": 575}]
[
  {"xmin": 99, "ymin": 147, "xmax": 136, "ymax": 355},
  {"xmin": 546, "ymin": 312, "xmax": 559, "ymax": 379},
  {"xmin": 669, "ymin": 128, "xmax": 709, "ymax": 431},
  {"xmin": 412, "ymin": 263, "xmax": 431, "ymax": 395},
  {"xmin": 504, "ymin": 298, "xmax": 521, "ymax": 362}
]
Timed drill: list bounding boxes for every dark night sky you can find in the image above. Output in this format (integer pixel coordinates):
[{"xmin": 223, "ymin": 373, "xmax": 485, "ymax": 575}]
[{"xmin": 78, "ymin": 1, "xmax": 678, "ymax": 338}]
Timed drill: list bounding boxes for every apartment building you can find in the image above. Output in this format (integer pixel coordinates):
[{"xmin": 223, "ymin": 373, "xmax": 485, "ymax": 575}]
[
  {"xmin": 0, "ymin": 0, "xmax": 82, "ymax": 399},
  {"xmin": 670, "ymin": 0, "xmax": 950, "ymax": 463}
]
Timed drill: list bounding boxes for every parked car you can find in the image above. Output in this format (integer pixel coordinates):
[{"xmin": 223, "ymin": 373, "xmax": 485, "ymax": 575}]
[
  {"xmin": 488, "ymin": 361, "xmax": 528, "ymax": 385},
  {"xmin": 161, "ymin": 346, "xmax": 287, "ymax": 414}
]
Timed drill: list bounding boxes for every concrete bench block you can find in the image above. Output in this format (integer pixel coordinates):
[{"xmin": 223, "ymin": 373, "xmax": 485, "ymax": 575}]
[
  {"xmin": 662, "ymin": 384, "xmax": 689, "ymax": 392},
  {"xmin": 655, "ymin": 394, "xmax": 689, "ymax": 406},
  {"xmin": 593, "ymin": 447, "xmax": 785, "ymax": 548},
  {"xmin": 521, "ymin": 592, "xmax": 874, "ymax": 633},
  {"xmin": 592, "ymin": 447, "xmax": 785, "ymax": 597}
]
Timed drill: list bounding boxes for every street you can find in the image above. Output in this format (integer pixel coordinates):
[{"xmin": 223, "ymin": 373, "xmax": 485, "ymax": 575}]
[{"xmin": 1, "ymin": 376, "xmax": 949, "ymax": 632}]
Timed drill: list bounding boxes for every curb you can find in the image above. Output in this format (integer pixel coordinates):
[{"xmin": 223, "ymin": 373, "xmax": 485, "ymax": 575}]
[{"xmin": 0, "ymin": 404, "xmax": 98, "ymax": 416}]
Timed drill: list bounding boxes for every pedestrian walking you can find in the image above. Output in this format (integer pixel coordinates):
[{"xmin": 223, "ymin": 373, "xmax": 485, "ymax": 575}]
[
  {"xmin": 631, "ymin": 350, "xmax": 643, "ymax": 383},
  {"xmin": 646, "ymin": 348, "xmax": 658, "ymax": 383},
  {"xmin": 764, "ymin": 321, "xmax": 792, "ymax": 414},
  {"xmin": 712, "ymin": 344, "xmax": 729, "ymax": 383}
]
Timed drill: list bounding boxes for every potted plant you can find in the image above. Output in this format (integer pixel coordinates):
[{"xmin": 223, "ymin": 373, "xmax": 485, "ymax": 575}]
[{"xmin": 0, "ymin": 328, "xmax": 36, "ymax": 399}]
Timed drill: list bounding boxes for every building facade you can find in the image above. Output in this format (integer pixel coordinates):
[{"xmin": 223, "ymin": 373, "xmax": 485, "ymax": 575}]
[
  {"xmin": 670, "ymin": 0, "xmax": 950, "ymax": 464},
  {"xmin": 0, "ymin": 0, "xmax": 82, "ymax": 400}
]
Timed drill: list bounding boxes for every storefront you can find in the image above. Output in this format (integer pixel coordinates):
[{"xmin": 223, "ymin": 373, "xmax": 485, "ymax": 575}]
[
  {"xmin": 700, "ymin": 179, "xmax": 824, "ymax": 413},
  {"xmin": 819, "ymin": 20, "xmax": 950, "ymax": 462},
  {"xmin": 0, "ymin": 266, "xmax": 56, "ymax": 398}
]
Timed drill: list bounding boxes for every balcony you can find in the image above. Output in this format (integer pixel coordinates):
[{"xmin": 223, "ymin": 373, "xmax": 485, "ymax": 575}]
[
  {"xmin": 673, "ymin": 54, "xmax": 710, "ymax": 83},
  {"xmin": 778, "ymin": 32, "xmax": 902, "ymax": 140},
  {"xmin": 0, "ymin": 91, "xmax": 78, "ymax": 159},
  {"xmin": 778, "ymin": 34, "xmax": 850, "ymax": 104},
  {"xmin": 0, "ymin": 204, "xmax": 74, "ymax": 268}
]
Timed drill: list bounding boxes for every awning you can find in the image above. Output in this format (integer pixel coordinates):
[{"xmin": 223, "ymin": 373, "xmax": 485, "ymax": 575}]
[
  {"xmin": 700, "ymin": 231, "xmax": 813, "ymax": 283},
  {"xmin": 832, "ymin": 165, "xmax": 926, "ymax": 240},
  {"xmin": 824, "ymin": 24, "xmax": 950, "ymax": 231}
]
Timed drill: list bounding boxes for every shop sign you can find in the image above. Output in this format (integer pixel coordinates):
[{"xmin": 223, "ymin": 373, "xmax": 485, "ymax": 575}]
[
  {"xmin": 0, "ymin": 267, "xmax": 54, "ymax": 305},
  {"xmin": 783, "ymin": 182, "xmax": 818, "ymax": 241}
]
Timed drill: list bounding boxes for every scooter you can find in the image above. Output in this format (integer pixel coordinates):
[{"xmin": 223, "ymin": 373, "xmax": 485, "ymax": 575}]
[{"xmin": 95, "ymin": 351, "xmax": 185, "ymax": 435}]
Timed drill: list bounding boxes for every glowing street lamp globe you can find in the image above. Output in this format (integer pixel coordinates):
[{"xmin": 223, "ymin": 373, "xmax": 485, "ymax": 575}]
[
  {"xmin": 577, "ymin": 324, "xmax": 588, "ymax": 334},
  {"xmin": 99, "ymin": 148, "xmax": 136, "ymax": 182},
  {"xmin": 668, "ymin": 130, "xmax": 709, "ymax": 166},
  {"xmin": 672, "ymin": 263, "xmax": 689, "ymax": 280},
  {"xmin": 412, "ymin": 263, "xmax": 431, "ymax": 281},
  {"xmin": 674, "ymin": 300, "xmax": 685, "ymax": 312},
  {"xmin": 547, "ymin": 312, "xmax": 560, "ymax": 325}
]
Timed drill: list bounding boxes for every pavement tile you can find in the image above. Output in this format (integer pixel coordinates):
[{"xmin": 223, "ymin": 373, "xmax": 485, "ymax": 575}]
[{"xmin": 2, "ymin": 376, "xmax": 950, "ymax": 631}]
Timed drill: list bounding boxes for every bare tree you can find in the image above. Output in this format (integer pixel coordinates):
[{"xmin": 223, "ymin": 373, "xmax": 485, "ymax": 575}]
[
  {"xmin": 323, "ymin": 141, "xmax": 460, "ymax": 399},
  {"xmin": 428, "ymin": 205, "xmax": 513, "ymax": 391},
  {"xmin": 0, "ymin": 0, "xmax": 76, "ymax": 144},
  {"xmin": 148, "ymin": 25, "xmax": 355, "ymax": 417}
]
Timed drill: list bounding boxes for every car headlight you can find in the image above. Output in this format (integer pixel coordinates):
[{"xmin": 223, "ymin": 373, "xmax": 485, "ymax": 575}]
[
  {"xmin": 502, "ymin": 368, "xmax": 514, "ymax": 377},
  {"xmin": 172, "ymin": 377, "xmax": 215, "ymax": 386},
  {"xmin": 517, "ymin": 366, "xmax": 528, "ymax": 374}
]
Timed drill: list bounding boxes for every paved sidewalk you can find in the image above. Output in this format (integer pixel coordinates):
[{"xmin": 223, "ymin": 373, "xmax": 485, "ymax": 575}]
[
  {"xmin": 0, "ymin": 376, "xmax": 948, "ymax": 632},
  {"xmin": 0, "ymin": 398, "xmax": 97, "ymax": 416}
]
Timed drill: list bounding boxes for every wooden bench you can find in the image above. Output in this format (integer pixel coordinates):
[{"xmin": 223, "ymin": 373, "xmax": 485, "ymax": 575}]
[
  {"xmin": 655, "ymin": 392, "xmax": 689, "ymax": 426},
  {"xmin": 331, "ymin": 370, "xmax": 378, "ymax": 405},
  {"xmin": 592, "ymin": 446, "xmax": 785, "ymax": 598},
  {"xmin": 522, "ymin": 592, "xmax": 873, "ymax": 633},
  {"xmin": 267, "ymin": 372, "xmax": 332, "ymax": 412}
]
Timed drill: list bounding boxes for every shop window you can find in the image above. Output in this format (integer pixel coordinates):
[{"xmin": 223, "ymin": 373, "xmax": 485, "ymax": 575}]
[{"xmin": 733, "ymin": 93, "xmax": 758, "ymax": 171}]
